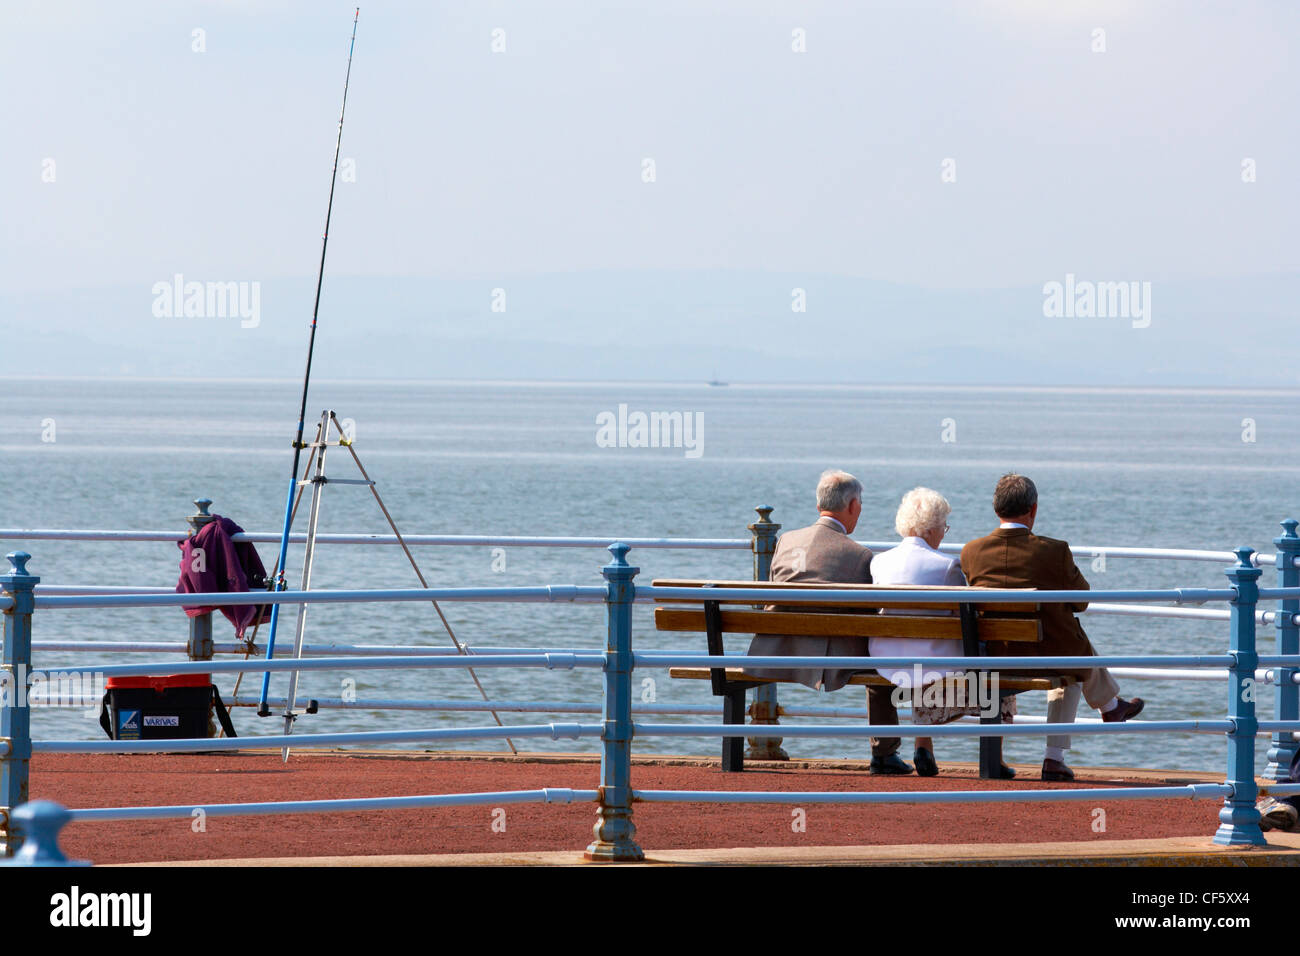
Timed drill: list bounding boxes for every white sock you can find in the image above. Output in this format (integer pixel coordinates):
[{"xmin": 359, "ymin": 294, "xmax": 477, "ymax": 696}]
[
  {"xmin": 1100, "ymin": 697, "xmax": 1119, "ymax": 713},
  {"xmin": 1045, "ymin": 746, "xmax": 1067, "ymax": 763}
]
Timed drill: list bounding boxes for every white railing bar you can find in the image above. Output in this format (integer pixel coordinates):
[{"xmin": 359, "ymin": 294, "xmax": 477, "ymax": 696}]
[
  {"xmin": 34, "ymin": 723, "xmax": 604, "ymax": 754},
  {"xmin": 638, "ymin": 585, "xmax": 1242, "ymax": 605},
  {"xmin": 908, "ymin": 542, "xmax": 1239, "ymax": 563},
  {"xmin": 41, "ymin": 653, "xmax": 607, "ymax": 679},
  {"xmin": 633, "ymin": 720, "xmax": 1232, "ymax": 737},
  {"xmin": 642, "ymin": 653, "xmax": 1233, "ymax": 669},
  {"xmin": 36, "ymin": 585, "xmax": 177, "ymax": 595},
  {"xmin": 0, "ymin": 529, "xmax": 749, "ymax": 549},
  {"xmin": 33, "ymin": 584, "xmax": 608, "ymax": 610},
  {"xmin": 28, "ymin": 641, "xmax": 592, "ymax": 657},
  {"xmin": 8, "ymin": 529, "xmax": 1297, "ymax": 565},
  {"xmin": 67, "ymin": 788, "xmax": 600, "ymax": 822}
]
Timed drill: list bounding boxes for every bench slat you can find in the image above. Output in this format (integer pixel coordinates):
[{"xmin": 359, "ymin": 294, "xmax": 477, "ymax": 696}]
[
  {"xmin": 654, "ymin": 607, "xmax": 1042, "ymax": 643},
  {"xmin": 651, "ymin": 579, "xmax": 1040, "ymax": 614}
]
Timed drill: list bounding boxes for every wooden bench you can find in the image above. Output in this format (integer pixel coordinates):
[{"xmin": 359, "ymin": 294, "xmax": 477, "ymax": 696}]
[{"xmin": 652, "ymin": 579, "xmax": 1075, "ymax": 777}]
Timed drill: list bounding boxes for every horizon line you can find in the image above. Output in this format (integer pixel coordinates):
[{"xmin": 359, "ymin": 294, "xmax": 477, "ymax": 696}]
[{"xmin": 1, "ymin": 375, "xmax": 1298, "ymax": 397}]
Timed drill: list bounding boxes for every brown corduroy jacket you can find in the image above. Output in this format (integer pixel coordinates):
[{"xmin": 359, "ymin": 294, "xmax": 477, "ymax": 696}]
[{"xmin": 959, "ymin": 526, "xmax": 1099, "ymax": 679}]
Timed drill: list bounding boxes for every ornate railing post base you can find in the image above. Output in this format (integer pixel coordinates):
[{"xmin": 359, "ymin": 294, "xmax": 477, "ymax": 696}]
[
  {"xmin": 1213, "ymin": 801, "xmax": 1266, "ymax": 847},
  {"xmin": 745, "ymin": 692, "xmax": 789, "ymax": 761},
  {"xmin": 585, "ymin": 790, "xmax": 644, "ymax": 861}
]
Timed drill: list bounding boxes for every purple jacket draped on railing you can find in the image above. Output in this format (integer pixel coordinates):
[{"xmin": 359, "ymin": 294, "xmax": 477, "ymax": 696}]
[{"xmin": 176, "ymin": 515, "xmax": 271, "ymax": 638}]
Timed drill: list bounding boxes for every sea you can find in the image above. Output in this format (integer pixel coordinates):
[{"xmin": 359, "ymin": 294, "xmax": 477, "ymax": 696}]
[{"xmin": 2, "ymin": 377, "xmax": 1298, "ymax": 774}]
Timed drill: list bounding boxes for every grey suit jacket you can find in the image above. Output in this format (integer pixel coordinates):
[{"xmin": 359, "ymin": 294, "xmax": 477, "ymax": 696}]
[{"xmin": 745, "ymin": 516, "xmax": 874, "ymax": 691}]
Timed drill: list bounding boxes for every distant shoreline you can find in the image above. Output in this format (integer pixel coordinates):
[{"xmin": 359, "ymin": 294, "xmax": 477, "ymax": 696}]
[{"xmin": 1, "ymin": 376, "xmax": 1298, "ymax": 398}]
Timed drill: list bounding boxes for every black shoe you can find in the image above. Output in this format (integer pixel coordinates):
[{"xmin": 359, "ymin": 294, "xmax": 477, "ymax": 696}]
[
  {"xmin": 913, "ymin": 747, "xmax": 938, "ymax": 777},
  {"xmin": 995, "ymin": 763, "xmax": 1017, "ymax": 780},
  {"xmin": 1041, "ymin": 758, "xmax": 1075, "ymax": 782},
  {"xmin": 870, "ymin": 754, "xmax": 914, "ymax": 775},
  {"xmin": 1101, "ymin": 697, "xmax": 1145, "ymax": 722}
]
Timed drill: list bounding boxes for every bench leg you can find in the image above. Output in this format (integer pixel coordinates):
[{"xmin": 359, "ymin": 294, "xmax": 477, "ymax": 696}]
[
  {"xmin": 978, "ymin": 701, "xmax": 1004, "ymax": 780},
  {"xmin": 722, "ymin": 684, "xmax": 747, "ymax": 772}
]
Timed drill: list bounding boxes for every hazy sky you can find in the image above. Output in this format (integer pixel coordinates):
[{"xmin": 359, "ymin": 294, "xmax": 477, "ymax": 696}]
[{"xmin": 2, "ymin": 1, "xmax": 1297, "ymax": 382}]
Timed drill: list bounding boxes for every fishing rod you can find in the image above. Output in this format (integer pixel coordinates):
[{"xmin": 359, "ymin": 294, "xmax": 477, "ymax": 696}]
[{"xmin": 258, "ymin": 8, "xmax": 361, "ymax": 717}]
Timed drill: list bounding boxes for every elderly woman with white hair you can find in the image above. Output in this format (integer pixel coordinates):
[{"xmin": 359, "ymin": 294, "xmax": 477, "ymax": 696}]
[{"xmin": 868, "ymin": 487, "xmax": 1016, "ymax": 778}]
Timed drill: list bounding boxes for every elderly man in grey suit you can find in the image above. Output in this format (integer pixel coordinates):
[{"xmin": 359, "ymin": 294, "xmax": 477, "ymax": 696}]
[{"xmin": 746, "ymin": 469, "xmax": 910, "ymax": 774}]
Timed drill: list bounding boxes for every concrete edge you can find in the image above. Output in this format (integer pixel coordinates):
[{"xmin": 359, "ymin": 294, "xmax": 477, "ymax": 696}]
[{"xmin": 116, "ymin": 831, "xmax": 1300, "ymax": 868}]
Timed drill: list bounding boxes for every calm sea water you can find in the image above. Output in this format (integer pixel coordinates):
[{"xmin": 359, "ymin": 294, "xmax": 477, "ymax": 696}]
[{"xmin": 2, "ymin": 378, "xmax": 1298, "ymax": 774}]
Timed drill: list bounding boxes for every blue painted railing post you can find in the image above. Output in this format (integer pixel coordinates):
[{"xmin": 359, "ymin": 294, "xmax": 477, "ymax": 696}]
[
  {"xmin": 186, "ymin": 498, "xmax": 216, "ymax": 661},
  {"xmin": 1, "ymin": 551, "xmax": 39, "ymax": 857},
  {"xmin": 747, "ymin": 506, "xmax": 788, "ymax": 761},
  {"xmin": 1265, "ymin": 519, "xmax": 1300, "ymax": 781},
  {"xmin": 1214, "ymin": 547, "xmax": 1265, "ymax": 846},
  {"xmin": 0, "ymin": 801, "xmax": 89, "ymax": 867},
  {"xmin": 585, "ymin": 543, "xmax": 644, "ymax": 862}
]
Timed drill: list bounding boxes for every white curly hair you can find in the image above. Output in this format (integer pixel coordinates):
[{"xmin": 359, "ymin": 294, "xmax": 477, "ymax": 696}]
[{"xmin": 894, "ymin": 487, "xmax": 951, "ymax": 538}]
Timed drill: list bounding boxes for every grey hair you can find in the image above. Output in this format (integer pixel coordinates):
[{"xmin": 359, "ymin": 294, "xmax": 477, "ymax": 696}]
[
  {"xmin": 816, "ymin": 469, "xmax": 863, "ymax": 513},
  {"xmin": 894, "ymin": 487, "xmax": 951, "ymax": 538}
]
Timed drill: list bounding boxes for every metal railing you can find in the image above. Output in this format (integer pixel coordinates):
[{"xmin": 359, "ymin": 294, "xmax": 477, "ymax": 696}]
[
  {"xmin": 2, "ymin": 508, "xmax": 1298, "ymax": 864},
  {"xmin": 7, "ymin": 501, "xmax": 1300, "ymax": 746}
]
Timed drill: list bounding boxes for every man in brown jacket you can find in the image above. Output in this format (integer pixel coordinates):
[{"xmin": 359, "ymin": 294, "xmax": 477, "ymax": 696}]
[
  {"xmin": 960, "ymin": 474, "xmax": 1145, "ymax": 781},
  {"xmin": 746, "ymin": 470, "xmax": 909, "ymax": 774}
]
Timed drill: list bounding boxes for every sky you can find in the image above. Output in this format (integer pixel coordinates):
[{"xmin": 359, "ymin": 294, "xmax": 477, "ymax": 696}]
[{"xmin": 2, "ymin": 1, "xmax": 1297, "ymax": 383}]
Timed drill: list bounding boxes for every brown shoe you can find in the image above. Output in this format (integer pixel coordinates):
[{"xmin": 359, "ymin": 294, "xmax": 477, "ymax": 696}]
[
  {"xmin": 1041, "ymin": 758, "xmax": 1075, "ymax": 782},
  {"xmin": 1101, "ymin": 697, "xmax": 1145, "ymax": 722},
  {"xmin": 1258, "ymin": 797, "xmax": 1299, "ymax": 832}
]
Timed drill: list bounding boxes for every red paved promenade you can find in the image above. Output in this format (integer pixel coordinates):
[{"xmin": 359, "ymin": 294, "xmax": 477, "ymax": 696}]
[{"xmin": 28, "ymin": 750, "xmax": 1276, "ymax": 865}]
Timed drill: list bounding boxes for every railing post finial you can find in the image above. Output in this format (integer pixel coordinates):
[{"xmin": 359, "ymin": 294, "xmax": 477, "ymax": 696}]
[
  {"xmin": 189, "ymin": 498, "xmax": 215, "ymax": 532},
  {"xmin": 0, "ymin": 801, "xmax": 89, "ymax": 866}
]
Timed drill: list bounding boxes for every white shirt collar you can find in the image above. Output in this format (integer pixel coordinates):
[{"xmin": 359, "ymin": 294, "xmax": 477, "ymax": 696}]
[
  {"xmin": 999, "ymin": 522, "xmax": 1029, "ymax": 530},
  {"xmin": 901, "ymin": 535, "xmax": 938, "ymax": 551},
  {"xmin": 819, "ymin": 515, "xmax": 847, "ymax": 534}
]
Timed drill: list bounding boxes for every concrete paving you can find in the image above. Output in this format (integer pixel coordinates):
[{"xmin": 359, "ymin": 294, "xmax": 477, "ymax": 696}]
[{"xmin": 121, "ymin": 830, "xmax": 1300, "ymax": 867}]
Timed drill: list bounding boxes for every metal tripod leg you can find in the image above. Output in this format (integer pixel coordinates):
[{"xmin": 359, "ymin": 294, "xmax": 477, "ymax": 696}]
[
  {"xmin": 281, "ymin": 411, "xmax": 331, "ymax": 761},
  {"xmin": 329, "ymin": 412, "xmax": 515, "ymax": 753}
]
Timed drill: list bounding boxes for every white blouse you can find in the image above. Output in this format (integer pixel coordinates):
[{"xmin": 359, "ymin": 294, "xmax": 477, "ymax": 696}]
[{"xmin": 867, "ymin": 537, "xmax": 967, "ymax": 687}]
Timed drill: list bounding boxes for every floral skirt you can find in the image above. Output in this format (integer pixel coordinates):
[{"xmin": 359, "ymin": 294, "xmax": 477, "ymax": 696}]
[
  {"xmin": 914, "ymin": 692, "xmax": 1017, "ymax": 726},
  {"xmin": 892, "ymin": 672, "xmax": 1018, "ymax": 726}
]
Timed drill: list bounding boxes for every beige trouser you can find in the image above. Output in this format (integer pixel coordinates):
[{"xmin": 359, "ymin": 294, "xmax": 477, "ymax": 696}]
[{"xmin": 1045, "ymin": 666, "xmax": 1122, "ymax": 752}]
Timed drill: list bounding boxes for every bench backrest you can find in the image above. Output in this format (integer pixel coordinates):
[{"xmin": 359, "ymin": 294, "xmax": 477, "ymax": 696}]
[
  {"xmin": 653, "ymin": 579, "xmax": 1042, "ymax": 641},
  {"xmin": 652, "ymin": 579, "xmax": 1043, "ymax": 693}
]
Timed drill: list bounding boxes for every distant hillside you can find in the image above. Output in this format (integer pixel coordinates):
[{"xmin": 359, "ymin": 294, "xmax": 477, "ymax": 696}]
[{"xmin": 4, "ymin": 270, "xmax": 1296, "ymax": 386}]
